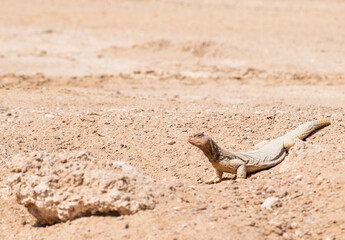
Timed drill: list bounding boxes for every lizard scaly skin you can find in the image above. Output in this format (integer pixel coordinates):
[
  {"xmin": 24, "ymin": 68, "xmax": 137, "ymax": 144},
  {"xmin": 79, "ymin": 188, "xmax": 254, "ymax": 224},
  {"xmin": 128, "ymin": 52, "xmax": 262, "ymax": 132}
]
[{"xmin": 188, "ymin": 119, "xmax": 330, "ymax": 184}]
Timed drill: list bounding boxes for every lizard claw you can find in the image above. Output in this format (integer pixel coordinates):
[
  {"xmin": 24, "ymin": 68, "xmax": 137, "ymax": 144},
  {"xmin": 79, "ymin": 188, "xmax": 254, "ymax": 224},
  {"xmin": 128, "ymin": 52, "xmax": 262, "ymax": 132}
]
[{"xmin": 205, "ymin": 177, "xmax": 222, "ymax": 184}]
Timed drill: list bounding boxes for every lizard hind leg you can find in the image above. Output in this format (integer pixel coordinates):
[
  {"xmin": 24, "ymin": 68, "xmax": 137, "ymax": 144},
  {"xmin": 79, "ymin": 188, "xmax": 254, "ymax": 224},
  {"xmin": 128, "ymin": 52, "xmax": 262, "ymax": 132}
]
[
  {"xmin": 253, "ymin": 140, "xmax": 270, "ymax": 150},
  {"xmin": 283, "ymin": 138, "xmax": 296, "ymax": 151},
  {"xmin": 236, "ymin": 164, "xmax": 247, "ymax": 181}
]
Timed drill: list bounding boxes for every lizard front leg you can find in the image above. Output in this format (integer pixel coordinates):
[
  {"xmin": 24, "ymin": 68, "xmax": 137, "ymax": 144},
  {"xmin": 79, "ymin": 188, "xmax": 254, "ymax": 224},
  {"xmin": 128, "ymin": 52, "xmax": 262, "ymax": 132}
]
[{"xmin": 205, "ymin": 169, "xmax": 223, "ymax": 184}]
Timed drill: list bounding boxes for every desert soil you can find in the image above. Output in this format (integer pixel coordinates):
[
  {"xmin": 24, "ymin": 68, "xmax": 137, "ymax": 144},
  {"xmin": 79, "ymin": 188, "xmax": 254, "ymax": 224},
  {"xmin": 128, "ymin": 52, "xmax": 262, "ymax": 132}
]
[{"xmin": 0, "ymin": 0, "xmax": 344, "ymax": 239}]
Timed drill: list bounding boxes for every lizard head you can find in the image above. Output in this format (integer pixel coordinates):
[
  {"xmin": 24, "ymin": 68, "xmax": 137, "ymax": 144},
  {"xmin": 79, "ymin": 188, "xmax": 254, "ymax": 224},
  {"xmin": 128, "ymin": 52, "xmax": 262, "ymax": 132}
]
[
  {"xmin": 188, "ymin": 133, "xmax": 219, "ymax": 160},
  {"xmin": 188, "ymin": 133, "xmax": 211, "ymax": 149}
]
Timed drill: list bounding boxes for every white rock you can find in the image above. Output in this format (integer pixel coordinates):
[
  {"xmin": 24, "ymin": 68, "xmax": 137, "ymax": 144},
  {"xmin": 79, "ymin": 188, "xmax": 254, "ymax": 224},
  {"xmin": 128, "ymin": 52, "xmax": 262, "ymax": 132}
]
[{"xmin": 261, "ymin": 197, "xmax": 279, "ymax": 210}]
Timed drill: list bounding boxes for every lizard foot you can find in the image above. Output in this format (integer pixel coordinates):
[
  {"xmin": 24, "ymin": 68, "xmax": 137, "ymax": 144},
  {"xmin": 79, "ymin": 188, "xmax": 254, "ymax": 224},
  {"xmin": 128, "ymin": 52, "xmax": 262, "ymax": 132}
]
[
  {"xmin": 235, "ymin": 177, "xmax": 246, "ymax": 183},
  {"xmin": 205, "ymin": 177, "xmax": 222, "ymax": 184}
]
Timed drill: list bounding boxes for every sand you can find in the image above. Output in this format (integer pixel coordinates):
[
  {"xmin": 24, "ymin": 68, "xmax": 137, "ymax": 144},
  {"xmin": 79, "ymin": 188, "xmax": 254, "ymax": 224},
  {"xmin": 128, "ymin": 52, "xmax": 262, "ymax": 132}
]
[{"xmin": 0, "ymin": 0, "xmax": 344, "ymax": 239}]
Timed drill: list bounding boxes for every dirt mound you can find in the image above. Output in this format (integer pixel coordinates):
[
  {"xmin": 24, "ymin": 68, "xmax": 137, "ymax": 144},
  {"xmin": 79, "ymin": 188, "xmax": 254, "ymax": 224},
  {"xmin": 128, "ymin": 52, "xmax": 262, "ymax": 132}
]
[{"xmin": 7, "ymin": 151, "xmax": 167, "ymax": 225}]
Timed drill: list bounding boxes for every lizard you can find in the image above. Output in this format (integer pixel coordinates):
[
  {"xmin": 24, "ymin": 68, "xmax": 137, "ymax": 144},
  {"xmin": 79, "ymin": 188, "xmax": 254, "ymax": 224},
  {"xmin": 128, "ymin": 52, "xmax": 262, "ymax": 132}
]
[{"xmin": 188, "ymin": 119, "xmax": 330, "ymax": 184}]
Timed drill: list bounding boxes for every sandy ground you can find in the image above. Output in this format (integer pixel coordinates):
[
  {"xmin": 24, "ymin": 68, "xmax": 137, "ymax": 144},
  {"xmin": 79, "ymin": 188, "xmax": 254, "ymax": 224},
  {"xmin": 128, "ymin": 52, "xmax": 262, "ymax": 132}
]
[{"xmin": 0, "ymin": 0, "xmax": 344, "ymax": 239}]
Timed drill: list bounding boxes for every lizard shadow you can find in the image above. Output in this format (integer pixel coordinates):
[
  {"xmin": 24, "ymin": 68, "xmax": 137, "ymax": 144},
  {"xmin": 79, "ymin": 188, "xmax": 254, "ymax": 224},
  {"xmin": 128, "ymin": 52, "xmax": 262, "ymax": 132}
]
[
  {"xmin": 221, "ymin": 176, "xmax": 236, "ymax": 182},
  {"xmin": 222, "ymin": 174, "xmax": 257, "ymax": 181}
]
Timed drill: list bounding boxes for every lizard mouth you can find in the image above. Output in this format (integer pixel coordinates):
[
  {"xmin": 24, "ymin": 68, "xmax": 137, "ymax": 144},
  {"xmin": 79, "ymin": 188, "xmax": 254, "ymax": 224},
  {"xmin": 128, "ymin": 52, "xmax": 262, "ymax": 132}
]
[
  {"xmin": 188, "ymin": 137, "xmax": 197, "ymax": 145},
  {"xmin": 188, "ymin": 137, "xmax": 194, "ymax": 144},
  {"xmin": 188, "ymin": 133, "xmax": 206, "ymax": 146},
  {"xmin": 188, "ymin": 138, "xmax": 202, "ymax": 147}
]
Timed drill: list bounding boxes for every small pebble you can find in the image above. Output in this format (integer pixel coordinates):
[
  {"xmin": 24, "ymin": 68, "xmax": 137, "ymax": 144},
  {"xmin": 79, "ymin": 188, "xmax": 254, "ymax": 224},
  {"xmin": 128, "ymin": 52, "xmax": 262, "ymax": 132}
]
[
  {"xmin": 266, "ymin": 187, "xmax": 275, "ymax": 193},
  {"xmin": 196, "ymin": 206, "xmax": 207, "ymax": 211},
  {"xmin": 168, "ymin": 140, "xmax": 176, "ymax": 145},
  {"xmin": 304, "ymin": 218, "xmax": 312, "ymax": 224},
  {"xmin": 294, "ymin": 174, "xmax": 303, "ymax": 181}
]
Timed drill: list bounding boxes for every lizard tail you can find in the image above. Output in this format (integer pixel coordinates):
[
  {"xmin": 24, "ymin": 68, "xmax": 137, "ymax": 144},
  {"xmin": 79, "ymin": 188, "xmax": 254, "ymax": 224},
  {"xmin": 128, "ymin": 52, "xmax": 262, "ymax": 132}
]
[{"xmin": 285, "ymin": 119, "xmax": 331, "ymax": 140}]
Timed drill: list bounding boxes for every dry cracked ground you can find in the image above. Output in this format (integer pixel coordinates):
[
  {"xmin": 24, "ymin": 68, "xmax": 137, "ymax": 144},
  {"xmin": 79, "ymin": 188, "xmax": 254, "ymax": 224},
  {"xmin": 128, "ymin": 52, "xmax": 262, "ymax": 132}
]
[{"xmin": 0, "ymin": 0, "xmax": 344, "ymax": 239}]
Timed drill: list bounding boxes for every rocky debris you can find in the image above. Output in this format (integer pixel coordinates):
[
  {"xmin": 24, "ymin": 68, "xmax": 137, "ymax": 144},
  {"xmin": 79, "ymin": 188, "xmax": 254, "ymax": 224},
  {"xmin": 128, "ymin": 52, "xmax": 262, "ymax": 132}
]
[{"xmin": 7, "ymin": 151, "xmax": 167, "ymax": 225}]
